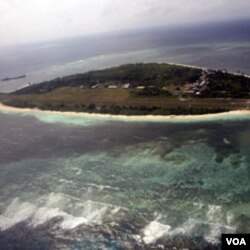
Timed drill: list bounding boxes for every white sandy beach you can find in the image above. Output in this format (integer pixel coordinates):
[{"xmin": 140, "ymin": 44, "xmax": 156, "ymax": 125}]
[
  {"xmin": 0, "ymin": 102, "xmax": 250, "ymax": 122},
  {"xmin": 168, "ymin": 62, "xmax": 250, "ymax": 78}
]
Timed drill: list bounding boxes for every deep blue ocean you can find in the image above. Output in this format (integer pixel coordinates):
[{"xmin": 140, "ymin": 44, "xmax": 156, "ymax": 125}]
[{"xmin": 0, "ymin": 20, "xmax": 250, "ymax": 92}]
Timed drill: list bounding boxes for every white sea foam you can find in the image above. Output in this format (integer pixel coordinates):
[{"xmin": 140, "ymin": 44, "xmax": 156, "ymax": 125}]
[
  {"xmin": 142, "ymin": 218, "xmax": 235, "ymax": 245},
  {"xmin": 142, "ymin": 204, "xmax": 236, "ymax": 245},
  {"xmin": 171, "ymin": 218, "xmax": 200, "ymax": 236},
  {"xmin": 204, "ymin": 205, "xmax": 236, "ymax": 244},
  {"xmin": 0, "ymin": 198, "xmax": 36, "ymax": 231},
  {"xmin": 143, "ymin": 221, "xmax": 171, "ymax": 244},
  {"xmin": 30, "ymin": 206, "xmax": 65, "ymax": 227},
  {"xmin": 204, "ymin": 223, "xmax": 235, "ymax": 244},
  {"xmin": 206, "ymin": 204, "xmax": 222, "ymax": 223},
  {"xmin": 59, "ymin": 178, "xmax": 74, "ymax": 184},
  {"xmin": 71, "ymin": 167, "xmax": 82, "ymax": 175},
  {"xmin": 0, "ymin": 193, "xmax": 127, "ymax": 232},
  {"xmin": 226, "ymin": 212, "xmax": 235, "ymax": 226},
  {"xmin": 0, "ymin": 198, "xmax": 88, "ymax": 231},
  {"xmin": 60, "ymin": 214, "xmax": 88, "ymax": 230},
  {"xmin": 86, "ymin": 183, "xmax": 120, "ymax": 191}
]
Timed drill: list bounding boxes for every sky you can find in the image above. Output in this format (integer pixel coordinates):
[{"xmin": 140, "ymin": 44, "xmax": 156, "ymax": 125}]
[{"xmin": 1, "ymin": 0, "xmax": 250, "ymax": 46}]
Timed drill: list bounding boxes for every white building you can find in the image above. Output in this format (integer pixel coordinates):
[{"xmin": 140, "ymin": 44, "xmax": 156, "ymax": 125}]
[
  {"xmin": 108, "ymin": 85, "xmax": 118, "ymax": 89},
  {"xmin": 136, "ymin": 86, "xmax": 145, "ymax": 90},
  {"xmin": 122, "ymin": 83, "xmax": 130, "ymax": 89}
]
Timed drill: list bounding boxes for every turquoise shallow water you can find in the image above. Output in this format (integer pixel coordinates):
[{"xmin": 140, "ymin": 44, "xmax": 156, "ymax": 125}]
[
  {"xmin": 2, "ymin": 107, "xmax": 250, "ymax": 125},
  {"xmin": 0, "ymin": 111, "xmax": 249, "ymax": 249}
]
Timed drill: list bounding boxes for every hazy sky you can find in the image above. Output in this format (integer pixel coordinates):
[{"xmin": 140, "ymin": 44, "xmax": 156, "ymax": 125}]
[{"xmin": 1, "ymin": 0, "xmax": 250, "ymax": 46}]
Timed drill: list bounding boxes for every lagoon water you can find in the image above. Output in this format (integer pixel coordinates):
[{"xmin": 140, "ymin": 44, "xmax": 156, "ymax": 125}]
[{"xmin": 0, "ymin": 110, "xmax": 250, "ymax": 249}]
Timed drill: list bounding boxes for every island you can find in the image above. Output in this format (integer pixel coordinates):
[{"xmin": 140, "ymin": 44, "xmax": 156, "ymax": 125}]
[{"xmin": 0, "ymin": 63, "xmax": 250, "ymax": 115}]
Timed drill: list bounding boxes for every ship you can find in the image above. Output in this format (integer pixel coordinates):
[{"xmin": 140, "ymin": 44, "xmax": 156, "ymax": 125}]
[{"xmin": 1, "ymin": 74, "xmax": 26, "ymax": 82}]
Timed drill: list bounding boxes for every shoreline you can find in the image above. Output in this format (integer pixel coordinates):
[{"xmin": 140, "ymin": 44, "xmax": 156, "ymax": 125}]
[
  {"xmin": 168, "ymin": 62, "xmax": 250, "ymax": 78},
  {"xmin": 1, "ymin": 103, "xmax": 250, "ymax": 122}
]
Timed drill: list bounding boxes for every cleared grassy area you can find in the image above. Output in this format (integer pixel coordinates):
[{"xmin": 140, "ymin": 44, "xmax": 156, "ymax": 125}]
[{"xmin": 2, "ymin": 87, "xmax": 250, "ymax": 115}]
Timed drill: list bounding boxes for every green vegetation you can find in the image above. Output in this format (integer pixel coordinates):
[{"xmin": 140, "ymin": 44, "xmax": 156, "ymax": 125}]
[
  {"xmin": 204, "ymin": 70, "xmax": 250, "ymax": 98},
  {"xmin": 13, "ymin": 63, "xmax": 202, "ymax": 94},
  {"xmin": 1, "ymin": 63, "xmax": 250, "ymax": 115}
]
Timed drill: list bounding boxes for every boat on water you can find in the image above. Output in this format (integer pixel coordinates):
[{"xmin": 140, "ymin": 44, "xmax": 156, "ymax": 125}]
[{"xmin": 1, "ymin": 74, "xmax": 26, "ymax": 82}]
